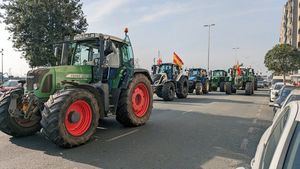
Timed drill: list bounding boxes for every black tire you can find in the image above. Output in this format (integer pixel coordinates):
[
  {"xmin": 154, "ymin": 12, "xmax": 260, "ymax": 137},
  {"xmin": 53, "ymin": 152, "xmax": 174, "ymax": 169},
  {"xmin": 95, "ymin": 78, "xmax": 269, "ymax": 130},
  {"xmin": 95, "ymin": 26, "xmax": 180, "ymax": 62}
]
[
  {"xmin": 41, "ymin": 88, "xmax": 100, "ymax": 148},
  {"xmin": 176, "ymin": 77, "xmax": 188, "ymax": 98},
  {"xmin": 0, "ymin": 89, "xmax": 41, "ymax": 137},
  {"xmin": 232, "ymin": 87, "xmax": 237, "ymax": 94},
  {"xmin": 195, "ymin": 82, "xmax": 203, "ymax": 95},
  {"xmin": 188, "ymin": 88, "xmax": 194, "ymax": 93},
  {"xmin": 161, "ymin": 82, "xmax": 176, "ymax": 101},
  {"xmin": 245, "ymin": 82, "xmax": 252, "ymax": 95},
  {"xmin": 210, "ymin": 85, "xmax": 217, "ymax": 91},
  {"xmin": 220, "ymin": 82, "xmax": 225, "ymax": 92},
  {"xmin": 116, "ymin": 73, "xmax": 153, "ymax": 127},
  {"xmin": 225, "ymin": 82, "xmax": 232, "ymax": 95},
  {"xmin": 202, "ymin": 81, "xmax": 209, "ymax": 94},
  {"xmin": 156, "ymin": 86, "xmax": 163, "ymax": 98}
]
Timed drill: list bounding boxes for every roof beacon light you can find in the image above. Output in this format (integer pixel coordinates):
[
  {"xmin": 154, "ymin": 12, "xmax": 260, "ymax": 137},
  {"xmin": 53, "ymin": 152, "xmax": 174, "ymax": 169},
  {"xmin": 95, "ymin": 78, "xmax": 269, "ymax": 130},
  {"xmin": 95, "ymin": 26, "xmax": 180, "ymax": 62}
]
[{"xmin": 124, "ymin": 27, "xmax": 129, "ymax": 34}]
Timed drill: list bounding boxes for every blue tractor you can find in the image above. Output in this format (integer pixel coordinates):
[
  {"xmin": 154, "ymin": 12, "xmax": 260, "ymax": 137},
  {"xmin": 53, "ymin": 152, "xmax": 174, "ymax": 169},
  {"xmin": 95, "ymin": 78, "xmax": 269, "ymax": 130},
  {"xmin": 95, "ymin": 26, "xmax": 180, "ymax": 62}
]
[{"xmin": 188, "ymin": 68, "xmax": 210, "ymax": 95}]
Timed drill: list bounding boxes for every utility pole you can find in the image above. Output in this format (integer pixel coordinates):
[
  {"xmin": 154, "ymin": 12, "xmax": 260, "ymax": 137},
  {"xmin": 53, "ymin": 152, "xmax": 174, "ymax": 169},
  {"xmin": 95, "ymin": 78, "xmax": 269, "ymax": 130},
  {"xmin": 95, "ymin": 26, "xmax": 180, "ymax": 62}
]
[
  {"xmin": 0, "ymin": 49, "xmax": 3, "ymax": 83},
  {"xmin": 204, "ymin": 24, "xmax": 215, "ymax": 73}
]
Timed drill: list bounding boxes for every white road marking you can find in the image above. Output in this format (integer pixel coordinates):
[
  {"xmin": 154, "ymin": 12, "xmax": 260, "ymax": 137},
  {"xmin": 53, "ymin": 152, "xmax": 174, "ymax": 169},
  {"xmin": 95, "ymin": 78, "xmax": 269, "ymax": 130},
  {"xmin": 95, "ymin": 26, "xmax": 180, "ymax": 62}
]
[
  {"xmin": 106, "ymin": 129, "xmax": 139, "ymax": 142},
  {"xmin": 240, "ymin": 138, "xmax": 249, "ymax": 151},
  {"xmin": 253, "ymin": 119, "xmax": 257, "ymax": 124},
  {"xmin": 97, "ymin": 127, "xmax": 107, "ymax": 130},
  {"xmin": 182, "ymin": 110, "xmax": 193, "ymax": 115}
]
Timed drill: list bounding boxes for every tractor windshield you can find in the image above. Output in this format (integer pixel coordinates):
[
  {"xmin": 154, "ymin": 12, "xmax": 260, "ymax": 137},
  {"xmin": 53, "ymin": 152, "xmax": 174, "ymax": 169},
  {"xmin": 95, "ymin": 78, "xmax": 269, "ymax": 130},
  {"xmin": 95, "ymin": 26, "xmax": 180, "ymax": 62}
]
[
  {"xmin": 158, "ymin": 64, "xmax": 172, "ymax": 74},
  {"xmin": 189, "ymin": 70, "xmax": 199, "ymax": 77},
  {"xmin": 72, "ymin": 39, "xmax": 101, "ymax": 66},
  {"xmin": 213, "ymin": 71, "xmax": 225, "ymax": 77}
]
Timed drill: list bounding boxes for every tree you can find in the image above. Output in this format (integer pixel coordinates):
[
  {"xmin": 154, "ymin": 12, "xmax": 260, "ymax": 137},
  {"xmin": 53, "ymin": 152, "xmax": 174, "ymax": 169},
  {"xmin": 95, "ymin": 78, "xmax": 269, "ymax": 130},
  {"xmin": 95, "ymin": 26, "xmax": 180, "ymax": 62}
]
[
  {"xmin": 264, "ymin": 44, "xmax": 300, "ymax": 83},
  {"xmin": 0, "ymin": 0, "xmax": 88, "ymax": 67}
]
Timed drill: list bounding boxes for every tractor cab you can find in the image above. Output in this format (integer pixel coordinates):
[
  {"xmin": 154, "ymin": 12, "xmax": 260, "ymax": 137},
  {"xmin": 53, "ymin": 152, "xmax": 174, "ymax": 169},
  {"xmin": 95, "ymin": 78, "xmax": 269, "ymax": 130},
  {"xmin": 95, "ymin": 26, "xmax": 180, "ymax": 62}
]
[
  {"xmin": 156, "ymin": 63, "xmax": 180, "ymax": 80},
  {"xmin": 212, "ymin": 70, "xmax": 227, "ymax": 78},
  {"xmin": 188, "ymin": 68, "xmax": 207, "ymax": 77}
]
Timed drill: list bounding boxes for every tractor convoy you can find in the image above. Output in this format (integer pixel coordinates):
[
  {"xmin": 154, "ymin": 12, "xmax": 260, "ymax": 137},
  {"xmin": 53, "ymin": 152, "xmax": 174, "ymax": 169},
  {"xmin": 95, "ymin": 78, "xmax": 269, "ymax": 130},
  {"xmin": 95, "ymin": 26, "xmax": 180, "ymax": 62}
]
[{"xmin": 0, "ymin": 29, "xmax": 259, "ymax": 148}]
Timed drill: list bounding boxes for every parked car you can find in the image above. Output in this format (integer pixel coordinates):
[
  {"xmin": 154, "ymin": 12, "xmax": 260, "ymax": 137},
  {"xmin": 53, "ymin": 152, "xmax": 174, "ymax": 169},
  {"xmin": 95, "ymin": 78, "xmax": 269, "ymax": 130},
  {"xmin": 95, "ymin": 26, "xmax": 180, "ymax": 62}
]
[
  {"xmin": 271, "ymin": 86, "xmax": 297, "ymax": 113},
  {"xmin": 271, "ymin": 89, "xmax": 300, "ymax": 119},
  {"xmin": 257, "ymin": 81, "xmax": 265, "ymax": 88},
  {"xmin": 242, "ymin": 101, "xmax": 300, "ymax": 169},
  {"xmin": 270, "ymin": 82, "xmax": 284, "ymax": 102},
  {"xmin": 0, "ymin": 80, "xmax": 23, "ymax": 93}
]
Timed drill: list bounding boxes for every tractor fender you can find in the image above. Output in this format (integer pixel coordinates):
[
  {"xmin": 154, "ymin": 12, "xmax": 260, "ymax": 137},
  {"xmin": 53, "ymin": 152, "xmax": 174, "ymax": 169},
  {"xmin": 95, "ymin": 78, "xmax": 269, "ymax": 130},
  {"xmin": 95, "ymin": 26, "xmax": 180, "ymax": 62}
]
[
  {"xmin": 176, "ymin": 73, "xmax": 188, "ymax": 82},
  {"xmin": 134, "ymin": 68, "xmax": 153, "ymax": 84},
  {"xmin": 67, "ymin": 84, "xmax": 107, "ymax": 118}
]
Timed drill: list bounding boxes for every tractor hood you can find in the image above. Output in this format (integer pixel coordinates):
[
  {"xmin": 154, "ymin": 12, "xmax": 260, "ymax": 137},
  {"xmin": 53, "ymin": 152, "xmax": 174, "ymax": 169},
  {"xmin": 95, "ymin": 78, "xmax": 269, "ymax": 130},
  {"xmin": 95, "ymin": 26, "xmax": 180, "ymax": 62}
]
[{"xmin": 26, "ymin": 65, "xmax": 93, "ymax": 99}]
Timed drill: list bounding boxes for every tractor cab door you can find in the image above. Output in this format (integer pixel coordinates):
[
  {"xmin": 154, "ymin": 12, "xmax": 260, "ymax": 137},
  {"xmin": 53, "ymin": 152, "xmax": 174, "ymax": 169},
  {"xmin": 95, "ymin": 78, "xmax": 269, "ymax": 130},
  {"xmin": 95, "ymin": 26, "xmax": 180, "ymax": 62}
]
[
  {"xmin": 104, "ymin": 41, "xmax": 133, "ymax": 90},
  {"xmin": 173, "ymin": 65, "xmax": 180, "ymax": 80}
]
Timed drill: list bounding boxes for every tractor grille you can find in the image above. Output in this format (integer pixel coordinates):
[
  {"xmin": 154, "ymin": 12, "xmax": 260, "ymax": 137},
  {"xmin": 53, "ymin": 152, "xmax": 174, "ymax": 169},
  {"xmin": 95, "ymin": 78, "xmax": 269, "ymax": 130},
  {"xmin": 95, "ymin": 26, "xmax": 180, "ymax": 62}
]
[{"xmin": 26, "ymin": 68, "xmax": 50, "ymax": 91}]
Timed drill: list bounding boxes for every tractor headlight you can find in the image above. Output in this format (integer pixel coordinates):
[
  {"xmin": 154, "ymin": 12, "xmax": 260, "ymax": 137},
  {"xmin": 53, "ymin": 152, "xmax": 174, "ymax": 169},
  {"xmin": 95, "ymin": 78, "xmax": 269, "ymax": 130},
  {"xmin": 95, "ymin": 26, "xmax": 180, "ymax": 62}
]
[{"xmin": 33, "ymin": 83, "xmax": 39, "ymax": 90}]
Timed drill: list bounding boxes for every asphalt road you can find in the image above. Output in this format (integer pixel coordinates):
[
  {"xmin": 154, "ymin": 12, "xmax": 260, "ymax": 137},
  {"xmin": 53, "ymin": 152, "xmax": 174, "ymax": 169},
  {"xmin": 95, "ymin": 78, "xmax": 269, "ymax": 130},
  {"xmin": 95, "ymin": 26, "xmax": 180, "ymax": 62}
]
[{"xmin": 0, "ymin": 89, "xmax": 273, "ymax": 169}]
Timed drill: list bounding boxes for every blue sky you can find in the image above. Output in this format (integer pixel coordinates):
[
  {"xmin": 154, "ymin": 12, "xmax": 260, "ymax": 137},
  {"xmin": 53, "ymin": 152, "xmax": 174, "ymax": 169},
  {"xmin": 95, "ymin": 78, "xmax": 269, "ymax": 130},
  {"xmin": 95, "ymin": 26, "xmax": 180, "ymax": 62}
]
[{"xmin": 0, "ymin": 0, "xmax": 286, "ymax": 75}]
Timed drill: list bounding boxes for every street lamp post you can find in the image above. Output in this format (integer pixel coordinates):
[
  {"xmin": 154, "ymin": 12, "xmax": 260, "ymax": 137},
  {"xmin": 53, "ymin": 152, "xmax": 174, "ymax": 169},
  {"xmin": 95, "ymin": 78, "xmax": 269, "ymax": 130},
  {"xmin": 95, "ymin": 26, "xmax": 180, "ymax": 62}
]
[
  {"xmin": 0, "ymin": 49, "xmax": 3, "ymax": 83},
  {"xmin": 204, "ymin": 24, "xmax": 215, "ymax": 73}
]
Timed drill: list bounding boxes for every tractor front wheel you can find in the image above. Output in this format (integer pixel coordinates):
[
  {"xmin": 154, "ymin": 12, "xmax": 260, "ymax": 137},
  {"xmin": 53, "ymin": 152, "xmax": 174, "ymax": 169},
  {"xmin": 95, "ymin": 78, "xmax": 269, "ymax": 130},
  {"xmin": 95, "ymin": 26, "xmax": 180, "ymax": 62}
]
[
  {"xmin": 225, "ymin": 82, "xmax": 232, "ymax": 95},
  {"xmin": 41, "ymin": 88, "xmax": 100, "ymax": 147},
  {"xmin": 220, "ymin": 82, "xmax": 225, "ymax": 92},
  {"xmin": 202, "ymin": 81, "xmax": 209, "ymax": 94},
  {"xmin": 162, "ymin": 82, "xmax": 175, "ymax": 101},
  {"xmin": 116, "ymin": 73, "xmax": 153, "ymax": 127},
  {"xmin": 0, "ymin": 90, "xmax": 41, "ymax": 137},
  {"xmin": 195, "ymin": 82, "xmax": 203, "ymax": 95},
  {"xmin": 176, "ymin": 77, "xmax": 188, "ymax": 99},
  {"xmin": 245, "ymin": 82, "xmax": 254, "ymax": 95}
]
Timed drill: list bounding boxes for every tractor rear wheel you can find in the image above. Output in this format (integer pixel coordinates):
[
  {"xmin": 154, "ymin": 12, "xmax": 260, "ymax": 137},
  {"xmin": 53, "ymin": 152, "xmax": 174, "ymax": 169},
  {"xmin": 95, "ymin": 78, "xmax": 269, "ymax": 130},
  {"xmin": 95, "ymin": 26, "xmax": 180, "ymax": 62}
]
[
  {"xmin": 245, "ymin": 82, "xmax": 253, "ymax": 95},
  {"xmin": 220, "ymin": 82, "xmax": 225, "ymax": 92},
  {"xmin": 0, "ymin": 90, "xmax": 41, "ymax": 137},
  {"xmin": 195, "ymin": 82, "xmax": 203, "ymax": 95},
  {"xmin": 225, "ymin": 82, "xmax": 232, "ymax": 95},
  {"xmin": 116, "ymin": 73, "xmax": 153, "ymax": 127},
  {"xmin": 41, "ymin": 88, "xmax": 100, "ymax": 147},
  {"xmin": 161, "ymin": 82, "xmax": 175, "ymax": 101},
  {"xmin": 202, "ymin": 81, "xmax": 209, "ymax": 94},
  {"xmin": 176, "ymin": 77, "xmax": 188, "ymax": 98}
]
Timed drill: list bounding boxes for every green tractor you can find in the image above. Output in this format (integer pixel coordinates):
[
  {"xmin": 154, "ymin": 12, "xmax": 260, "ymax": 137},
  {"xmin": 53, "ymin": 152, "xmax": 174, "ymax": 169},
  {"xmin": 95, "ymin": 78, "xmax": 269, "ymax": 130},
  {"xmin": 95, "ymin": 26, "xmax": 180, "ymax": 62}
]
[
  {"xmin": 209, "ymin": 70, "xmax": 228, "ymax": 92},
  {"xmin": 224, "ymin": 66, "xmax": 256, "ymax": 95},
  {"xmin": 0, "ymin": 30, "xmax": 153, "ymax": 147}
]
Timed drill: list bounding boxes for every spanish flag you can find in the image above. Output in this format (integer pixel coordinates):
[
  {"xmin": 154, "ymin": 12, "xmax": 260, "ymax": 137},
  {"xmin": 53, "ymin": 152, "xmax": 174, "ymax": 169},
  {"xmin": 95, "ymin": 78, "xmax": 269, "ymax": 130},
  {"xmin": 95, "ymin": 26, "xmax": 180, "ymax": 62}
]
[{"xmin": 173, "ymin": 52, "xmax": 184, "ymax": 67}]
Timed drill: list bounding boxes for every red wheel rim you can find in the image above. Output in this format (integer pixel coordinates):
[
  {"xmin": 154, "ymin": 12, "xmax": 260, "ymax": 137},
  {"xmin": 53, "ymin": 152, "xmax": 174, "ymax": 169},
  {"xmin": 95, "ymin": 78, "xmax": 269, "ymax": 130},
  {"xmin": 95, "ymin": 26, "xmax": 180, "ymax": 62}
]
[
  {"xmin": 131, "ymin": 83, "xmax": 150, "ymax": 118},
  {"xmin": 65, "ymin": 100, "xmax": 92, "ymax": 137}
]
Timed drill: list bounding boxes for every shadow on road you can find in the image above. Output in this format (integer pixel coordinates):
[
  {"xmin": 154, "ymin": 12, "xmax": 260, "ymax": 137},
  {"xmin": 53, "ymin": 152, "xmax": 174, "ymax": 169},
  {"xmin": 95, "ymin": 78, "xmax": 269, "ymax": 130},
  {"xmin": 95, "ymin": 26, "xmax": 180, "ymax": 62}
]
[
  {"xmin": 9, "ymin": 108, "xmax": 272, "ymax": 169},
  {"xmin": 154, "ymin": 97, "xmax": 254, "ymax": 105}
]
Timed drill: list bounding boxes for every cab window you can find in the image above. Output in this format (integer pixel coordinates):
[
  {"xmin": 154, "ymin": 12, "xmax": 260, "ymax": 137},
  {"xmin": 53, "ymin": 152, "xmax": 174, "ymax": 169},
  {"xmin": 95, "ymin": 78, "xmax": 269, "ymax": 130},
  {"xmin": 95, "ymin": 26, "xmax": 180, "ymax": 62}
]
[
  {"xmin": 73, "ymin": 40, "xmax": 100, "ymax": 65},
  {"xmin": 262, "ymin": 107, "xmax": 291, "ymax": 169},
  {"xmin": 283, "ymin": 123, "xmax": 300, "ymax": 169},
  {"xmin": 121, "ymin": 44, "xmax": 133, "ymax": 64}
]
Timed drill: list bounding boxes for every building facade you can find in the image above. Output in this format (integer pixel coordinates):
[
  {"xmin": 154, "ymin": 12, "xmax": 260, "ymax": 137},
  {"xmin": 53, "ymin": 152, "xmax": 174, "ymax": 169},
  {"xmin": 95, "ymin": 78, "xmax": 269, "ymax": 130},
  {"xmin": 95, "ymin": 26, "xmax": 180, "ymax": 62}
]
[{"xmin": 280, "ymin": 0, "xmax": 300, "ymax": 48}]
